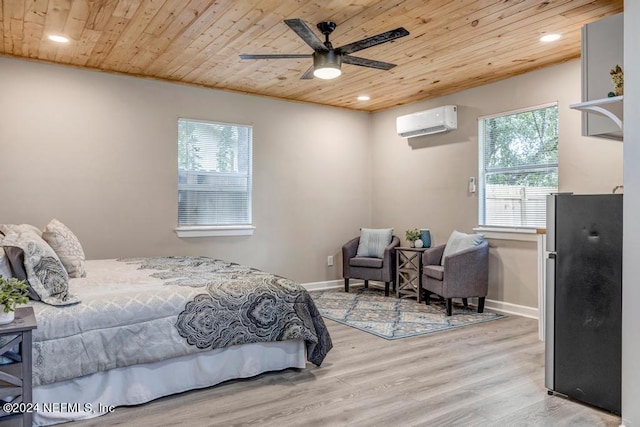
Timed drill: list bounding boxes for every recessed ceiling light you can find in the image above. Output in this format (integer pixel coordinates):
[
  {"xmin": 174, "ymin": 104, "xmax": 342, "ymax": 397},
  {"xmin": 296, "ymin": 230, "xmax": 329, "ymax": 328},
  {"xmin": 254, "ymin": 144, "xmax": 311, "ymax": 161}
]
[
  {"xmin": 540, "ymin": 34, "xmax": 561, "ymax": 42},
  {"xmin": 357, "ymin": 95, "xmax": 370, "ymax": 101},
  {"xmin": 48, "ymin": 35, "xmax": 70, "ymax": 43}
]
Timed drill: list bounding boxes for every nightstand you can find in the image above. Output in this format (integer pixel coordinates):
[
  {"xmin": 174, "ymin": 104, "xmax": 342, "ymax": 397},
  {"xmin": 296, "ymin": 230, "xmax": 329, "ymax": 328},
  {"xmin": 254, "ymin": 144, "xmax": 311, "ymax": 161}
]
[
  {"xmin": 396, "ymin": 247, "xmax": 428, "ymax": 302},
  {"xmin": 0, "ymin": 307, "xmax": 37, "ymax": 427}
]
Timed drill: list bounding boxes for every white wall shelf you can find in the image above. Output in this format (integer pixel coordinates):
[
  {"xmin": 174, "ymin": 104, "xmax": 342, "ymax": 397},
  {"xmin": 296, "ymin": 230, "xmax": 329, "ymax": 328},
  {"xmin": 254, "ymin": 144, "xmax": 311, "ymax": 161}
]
[{"xmin": 570, "ymin": 96, "xmax": 623, "ymax": 141}]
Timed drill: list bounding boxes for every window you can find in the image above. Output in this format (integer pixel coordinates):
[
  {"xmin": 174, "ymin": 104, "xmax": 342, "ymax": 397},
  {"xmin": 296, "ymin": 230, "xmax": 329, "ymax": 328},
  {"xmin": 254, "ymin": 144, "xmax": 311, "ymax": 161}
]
[
  {"xmin": 177, "ymin": 118, "xmax": 253, "ymax": 236},
  {"xmin": 478, "ymin": 104, "xmax": 558, "ymax": 228}
]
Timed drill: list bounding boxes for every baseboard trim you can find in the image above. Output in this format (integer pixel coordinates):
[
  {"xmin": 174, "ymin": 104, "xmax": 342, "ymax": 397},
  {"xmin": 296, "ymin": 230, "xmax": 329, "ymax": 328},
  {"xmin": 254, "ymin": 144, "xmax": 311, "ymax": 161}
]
[
  {"xmin": 484, "ymin": 299, "xmax": 538, "ymax": 319},
  {"xmin": 301, "ymin": 280, "xmax": 539, "ymax": 320},
  {"xmin": 301, "ymin": 279, "xmax": 343, "ymax": 291}
]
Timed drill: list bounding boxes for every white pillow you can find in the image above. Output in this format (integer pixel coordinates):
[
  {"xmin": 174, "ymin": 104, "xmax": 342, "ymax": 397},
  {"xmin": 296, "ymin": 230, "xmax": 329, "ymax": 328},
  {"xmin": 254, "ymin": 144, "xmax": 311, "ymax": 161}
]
[
  {"xmin": 42, "ymin": 219, "xmax": 87, "ymax": 278},
  {"xmin": 356, "ymin": 228, "xmax": 393, "ymax": 258},
  {"xmin": 441, "ymin": 230, "xmax": 484, "ymax": 265}
]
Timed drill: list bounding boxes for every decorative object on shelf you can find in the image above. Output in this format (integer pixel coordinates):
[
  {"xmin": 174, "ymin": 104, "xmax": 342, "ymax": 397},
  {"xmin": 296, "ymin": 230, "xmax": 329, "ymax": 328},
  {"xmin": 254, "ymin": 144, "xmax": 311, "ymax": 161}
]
[
  {"xmin": 405, "ymin": 228, "xmax": 420, "ymax": 247},
  {"xmin": 414, "ymin": 239, "xmax": 424, "ymax": 248},
  {"xmin": 420, "ymin": 228, "xmax": 432, "ymax": 248},
  {"xmin": 0, "ymin": 277, "xmax": 29, "ymax": 324},
  {"xmin": 610, "ymin": 64, "xmax": 623, "ymax": 97}
]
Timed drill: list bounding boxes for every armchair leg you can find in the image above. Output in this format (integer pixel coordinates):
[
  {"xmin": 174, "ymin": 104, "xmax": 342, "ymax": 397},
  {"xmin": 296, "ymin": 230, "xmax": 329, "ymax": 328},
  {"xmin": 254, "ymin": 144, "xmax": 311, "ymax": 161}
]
[
  {"xmin": 424, "ymin": 293, "xmax": 430, "ymax": 305},
  {"xmin": 462, "ymin": 298, "xmax": 468, "ymax": 308},
  {"xmin": 364, "ymin": 280, "xmax": 369, "ymax": 289},
  {"xmin": 446, "ymin": 299, "xmax": 452, "ymax": 316},
  {"xmin": 478, "ymin": 297, "xmax": 486, "ymax": 313},
  {"xmin": 344, "ymin": 278, "xmax": 349, "ymax": 293},
  {"xmin": 385, "ymin": 282, "xmax": 390, "ymax": 297}
]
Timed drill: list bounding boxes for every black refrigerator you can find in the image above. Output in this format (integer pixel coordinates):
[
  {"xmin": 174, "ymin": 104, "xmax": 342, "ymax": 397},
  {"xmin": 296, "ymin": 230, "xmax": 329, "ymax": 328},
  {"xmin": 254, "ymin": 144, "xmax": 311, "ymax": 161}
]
[{"xmin": 545, "ymin": 193, "xmax": 622, "ymax": 414}]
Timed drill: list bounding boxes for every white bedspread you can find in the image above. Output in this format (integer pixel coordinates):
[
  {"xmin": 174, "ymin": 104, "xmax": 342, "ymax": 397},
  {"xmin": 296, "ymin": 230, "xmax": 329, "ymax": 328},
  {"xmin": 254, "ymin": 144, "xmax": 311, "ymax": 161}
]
[{"xmin": 28, "ymin": 258, "xmax": 331, "ymax": 386}]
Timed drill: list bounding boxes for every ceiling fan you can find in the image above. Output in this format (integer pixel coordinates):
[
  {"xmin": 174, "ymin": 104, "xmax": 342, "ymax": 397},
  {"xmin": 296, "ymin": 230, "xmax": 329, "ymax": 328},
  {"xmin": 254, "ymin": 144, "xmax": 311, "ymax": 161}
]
[{"xmin": 239, "ymin": 19, "xmax": 410, "ymax": 80}]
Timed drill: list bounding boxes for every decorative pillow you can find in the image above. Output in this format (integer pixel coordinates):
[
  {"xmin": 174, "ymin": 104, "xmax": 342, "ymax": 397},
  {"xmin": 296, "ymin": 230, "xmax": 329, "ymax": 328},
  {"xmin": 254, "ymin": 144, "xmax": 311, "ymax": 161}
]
[
  {"xmin": 42, "ymin": 219, "xmax": 87, "ymax": 278},
  {"xmin": 1, "ymin": 229, "xmax": 79, "ymax": 306},
  {"xmin": 0, "ymin": 247, "xmax": 13, "ymax": 279},
  {"xmin": 0, "ymin": 223, "xmax": 43, "ymax": 237},
  {"xmin": 441, "ymin": 230, "xmax": 484, "ymax": 266},
  {"xmin": 356, "ymin": 228, "xmax": 393, "ymax": 258}
]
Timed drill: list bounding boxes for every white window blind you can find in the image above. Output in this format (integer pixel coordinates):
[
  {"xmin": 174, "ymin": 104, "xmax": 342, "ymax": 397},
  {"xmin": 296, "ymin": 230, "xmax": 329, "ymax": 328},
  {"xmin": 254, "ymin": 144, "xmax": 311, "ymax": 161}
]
[
  {"xmin": 479, "ymin": 104, "xmax": 558, "ymax": 228},
  {"xmin": 177, "ymin": 118, "xmax": 252, "ymax": 227}
]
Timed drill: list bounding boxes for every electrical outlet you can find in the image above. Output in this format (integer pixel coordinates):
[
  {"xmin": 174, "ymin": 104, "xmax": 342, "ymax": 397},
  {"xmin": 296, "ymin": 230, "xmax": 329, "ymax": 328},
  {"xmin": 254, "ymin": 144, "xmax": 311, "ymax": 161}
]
[{"xmin": 327, "ymin": 255, "xmax": 334, "ymax": 267}]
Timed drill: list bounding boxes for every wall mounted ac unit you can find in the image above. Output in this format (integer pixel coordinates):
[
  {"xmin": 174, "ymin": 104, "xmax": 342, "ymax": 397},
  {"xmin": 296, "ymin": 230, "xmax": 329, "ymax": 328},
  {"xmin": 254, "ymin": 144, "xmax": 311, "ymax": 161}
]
[{"xmin": 396, "ymin": 105, "xmax": 457, "ymax": 138}]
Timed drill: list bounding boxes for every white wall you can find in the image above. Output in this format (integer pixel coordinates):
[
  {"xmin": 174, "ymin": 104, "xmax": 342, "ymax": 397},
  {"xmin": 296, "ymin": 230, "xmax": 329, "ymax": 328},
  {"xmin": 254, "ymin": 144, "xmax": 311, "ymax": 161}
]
[
  {"xmin": 370, "ymin": 60, "xmax": 623, "ymax": 309},
  {"xmin": 0, "ymin": 57, "xmax": 372, "ymax": 284},
  {"xmin": 622, "ymin": 2, "xmax": 639, "ymax": 425}
]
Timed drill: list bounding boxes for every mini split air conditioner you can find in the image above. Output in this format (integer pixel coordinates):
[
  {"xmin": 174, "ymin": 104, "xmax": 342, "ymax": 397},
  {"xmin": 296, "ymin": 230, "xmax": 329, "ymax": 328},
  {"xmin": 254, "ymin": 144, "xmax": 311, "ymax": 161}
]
[{"xmin": 396, "ymin": 105, "xmax": 457, "ymax": 138}]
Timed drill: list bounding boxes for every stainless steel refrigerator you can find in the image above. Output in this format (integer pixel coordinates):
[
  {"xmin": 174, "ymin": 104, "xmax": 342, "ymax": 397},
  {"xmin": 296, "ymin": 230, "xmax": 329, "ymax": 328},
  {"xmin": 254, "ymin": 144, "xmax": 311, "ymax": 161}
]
[{"xmin": 545, "ymin": 193, "xmax": 622, "ymax": 414}]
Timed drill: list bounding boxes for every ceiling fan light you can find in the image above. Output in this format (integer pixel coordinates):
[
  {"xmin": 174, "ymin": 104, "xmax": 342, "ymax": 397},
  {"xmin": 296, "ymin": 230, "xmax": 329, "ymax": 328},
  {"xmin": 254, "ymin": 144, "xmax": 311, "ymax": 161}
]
[
  {"xmin": 313, "ymin": 50, "xmax": 342, "ymax": 79},
  {"xmin": 314, "ymin": 66, "xmax": 342, "ymax": 79}
]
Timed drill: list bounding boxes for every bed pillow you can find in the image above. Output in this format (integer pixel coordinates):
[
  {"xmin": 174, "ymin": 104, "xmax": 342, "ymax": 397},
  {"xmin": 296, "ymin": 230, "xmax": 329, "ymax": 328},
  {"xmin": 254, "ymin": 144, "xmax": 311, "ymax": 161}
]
[
  {"xmin": 1, "ymin": 229, "xmax": 79, "ymax": 306},
  {"xmin": 42, "ymin": 219, "xmax": 87, "ymax": 278},
  {"xmin": 356, "ymin": 228, "xmax": 393, "ymax": 258},
  {"xmin": 0, "ymin": 223, "xmax": 43, "ymax": 237},
  {"xmin": 441, "ymin": 230, "xmax": 484, "ymax": 266},
  {"xmin": 0, "ymin": 247, "xmax": 13, "ymax": 279}
]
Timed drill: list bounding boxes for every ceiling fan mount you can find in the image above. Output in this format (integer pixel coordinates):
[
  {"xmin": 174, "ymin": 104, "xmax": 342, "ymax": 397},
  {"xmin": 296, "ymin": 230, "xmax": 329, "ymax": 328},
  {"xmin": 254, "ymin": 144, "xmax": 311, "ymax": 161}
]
[
  {"xmin": 317, "ymin": 21, "xmax": 337, "ymax": 46},
  {"xmin": 239, "ymin": 19, "xmax": 410, "ymax": 80}
]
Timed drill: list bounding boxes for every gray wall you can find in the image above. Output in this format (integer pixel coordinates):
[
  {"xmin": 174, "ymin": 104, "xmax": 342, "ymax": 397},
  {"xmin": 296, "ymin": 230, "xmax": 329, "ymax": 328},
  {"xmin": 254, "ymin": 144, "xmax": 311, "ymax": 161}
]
[
  {"xmin": 0, "ymin": 57, "xmax": 372, "ymax": 284},
  {"xmin": 370, "ymin": 60, "xmax": 623, "ymax": 309},
  {"xmin": 623, "ymin": 2, "xmax": 639, "ymax": 425}
]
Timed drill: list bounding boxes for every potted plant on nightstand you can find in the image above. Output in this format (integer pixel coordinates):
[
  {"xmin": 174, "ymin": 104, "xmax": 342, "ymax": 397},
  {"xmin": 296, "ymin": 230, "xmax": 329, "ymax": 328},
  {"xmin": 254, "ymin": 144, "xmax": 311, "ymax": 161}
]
[
  {"xmin": 0, "ymin": 277, "xmax": 29, "ymax": 325},
  {"xmin": 405, "ymin": 228, "xmax": 421, "ymax": 248}
]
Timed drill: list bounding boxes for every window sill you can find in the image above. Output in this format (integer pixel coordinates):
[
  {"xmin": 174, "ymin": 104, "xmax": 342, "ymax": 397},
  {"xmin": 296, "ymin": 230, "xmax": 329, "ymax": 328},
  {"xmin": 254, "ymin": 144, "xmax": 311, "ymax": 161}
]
[
  {"xmin": 175, "ymin": 225, "xmax": 256, "ymax": 238},
  {"xmin": 473, "ymin": 226, "xmax": 545, "ymax": 242}
]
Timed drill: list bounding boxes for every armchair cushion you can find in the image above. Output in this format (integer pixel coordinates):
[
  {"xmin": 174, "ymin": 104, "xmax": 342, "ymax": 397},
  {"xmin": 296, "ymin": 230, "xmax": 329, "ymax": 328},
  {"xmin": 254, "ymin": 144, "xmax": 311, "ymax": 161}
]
[
  {"xmin": 350, "ymin": 257, "xmax": 384, "ymax": 268},
  {"xmin": 441, "ymin": 230, "xmax": 484, "ymax": 266},
  {"xmin": 424, "ymin": 265, "xmax": 444, "ymax": 280},
  {"xmin": 356, "ymin": 228, "xmax": 393, "ymax": 258}
]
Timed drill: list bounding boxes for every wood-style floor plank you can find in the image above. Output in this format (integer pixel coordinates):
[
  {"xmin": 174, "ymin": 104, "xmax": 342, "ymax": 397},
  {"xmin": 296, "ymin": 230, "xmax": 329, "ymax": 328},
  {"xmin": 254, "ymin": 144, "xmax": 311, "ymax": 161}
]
[{"xmin": 72, "ymin": 314, "xmax": 621, "ymax": 426}]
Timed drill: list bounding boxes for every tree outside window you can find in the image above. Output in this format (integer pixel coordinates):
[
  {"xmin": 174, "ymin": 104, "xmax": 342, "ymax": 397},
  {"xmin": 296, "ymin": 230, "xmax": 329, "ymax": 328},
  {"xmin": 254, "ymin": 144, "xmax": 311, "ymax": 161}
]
[{"xmin": 479, "ymin": 104, "xmax": 558, "ymax": 228}]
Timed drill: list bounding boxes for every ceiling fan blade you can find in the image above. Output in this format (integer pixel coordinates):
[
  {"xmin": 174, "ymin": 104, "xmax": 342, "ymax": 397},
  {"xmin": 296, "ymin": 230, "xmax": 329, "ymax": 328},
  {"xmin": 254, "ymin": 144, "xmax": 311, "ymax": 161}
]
[
  {"xmin": 300, "ymin": 66, "xmax": 315, "ymax": 80},
  {"xmin": 239, "ymin": 54, "xmax": 312, "ymax": 60},
  {"xmin": 342, "ymin": 55, "xmax": 396, "ymax": 70},
  {"xmin": 337, "ymin": 27, "xmax": 410, "ymax": 55},
  {"xmin": 284, "ymin": 18, "xmax": 327, "ymax": 52}
]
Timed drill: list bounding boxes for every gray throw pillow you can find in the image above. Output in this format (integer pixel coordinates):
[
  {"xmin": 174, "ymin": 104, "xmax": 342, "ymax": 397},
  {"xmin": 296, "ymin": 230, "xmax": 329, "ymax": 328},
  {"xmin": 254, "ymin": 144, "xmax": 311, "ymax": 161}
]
[
  {"xmin": 356, "ymin": 228, "xmax": 393, "ymax": 258},
  {"xmin": 1, "ymin": 229, "xmax": 79, "ymax": 306},
  {"xmin": 441, "ymin": 230, "xmax": 484, "ymax": 266}
]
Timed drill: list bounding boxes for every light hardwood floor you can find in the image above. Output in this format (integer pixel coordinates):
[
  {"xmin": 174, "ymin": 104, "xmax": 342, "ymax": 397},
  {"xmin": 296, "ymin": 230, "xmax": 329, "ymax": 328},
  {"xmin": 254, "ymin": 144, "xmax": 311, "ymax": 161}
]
[{"xmin": 73, "ymin": 314, "xmax": 621, "ymax": 426}]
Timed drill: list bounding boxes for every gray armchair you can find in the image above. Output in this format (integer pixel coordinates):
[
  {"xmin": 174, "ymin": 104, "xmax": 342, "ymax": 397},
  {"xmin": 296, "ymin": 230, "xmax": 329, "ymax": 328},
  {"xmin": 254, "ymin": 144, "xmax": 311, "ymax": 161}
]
[
  {"xmin": 421, "ymin": 240, "xmax": 489, "ymax": 316},
  {"xmin": 342, "ymin": 235, "xmax": 400, "ymax": 296}
]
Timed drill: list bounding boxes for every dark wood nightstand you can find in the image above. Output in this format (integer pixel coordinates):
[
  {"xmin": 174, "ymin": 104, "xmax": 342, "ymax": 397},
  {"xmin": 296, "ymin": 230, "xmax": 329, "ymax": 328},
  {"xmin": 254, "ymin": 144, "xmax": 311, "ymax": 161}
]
[{"xmin": 0, "ymin": 307, "xmax": 37, "ymax": 427}]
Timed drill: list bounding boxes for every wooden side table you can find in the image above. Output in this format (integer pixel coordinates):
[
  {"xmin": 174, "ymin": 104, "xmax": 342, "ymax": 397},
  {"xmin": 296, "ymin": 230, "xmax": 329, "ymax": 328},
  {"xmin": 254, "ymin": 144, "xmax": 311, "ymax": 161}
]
[
  {"xmin": 0, "ymin": 307, "xmax": 37, "ymax": 427},
  {"xmin": 396, "ymin": 247, "xmax": 428, "ymax": 302}
]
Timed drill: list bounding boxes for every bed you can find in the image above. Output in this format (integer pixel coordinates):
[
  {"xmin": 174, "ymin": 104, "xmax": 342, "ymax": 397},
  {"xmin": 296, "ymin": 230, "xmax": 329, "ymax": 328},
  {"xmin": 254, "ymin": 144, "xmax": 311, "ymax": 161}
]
[
  {"xmin": 20, "ymin": 257, "xmax": 332, "ymax": 426},
  {"xmin": 28, "ymin": 257, "xmax": 332, "ymax": 425}
]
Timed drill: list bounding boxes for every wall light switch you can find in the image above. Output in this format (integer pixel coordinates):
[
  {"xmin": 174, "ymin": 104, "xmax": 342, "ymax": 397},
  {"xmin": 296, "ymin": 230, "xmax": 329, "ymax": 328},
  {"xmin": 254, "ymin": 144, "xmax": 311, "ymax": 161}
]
[
  {"xmin": 327, "ymin": 255, "xmax": 334, "ymax": 267},
  {"xmin": 469, "ymin": 177, "xmax": 477, "ymax": 193}
]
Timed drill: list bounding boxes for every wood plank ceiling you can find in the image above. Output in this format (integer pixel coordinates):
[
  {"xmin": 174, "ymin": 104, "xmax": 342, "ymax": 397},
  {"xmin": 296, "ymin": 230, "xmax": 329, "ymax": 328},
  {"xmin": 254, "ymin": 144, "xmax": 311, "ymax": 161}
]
[{"xmin": 0, "ymin": 0, "xmax": 623, "ymax": 112}]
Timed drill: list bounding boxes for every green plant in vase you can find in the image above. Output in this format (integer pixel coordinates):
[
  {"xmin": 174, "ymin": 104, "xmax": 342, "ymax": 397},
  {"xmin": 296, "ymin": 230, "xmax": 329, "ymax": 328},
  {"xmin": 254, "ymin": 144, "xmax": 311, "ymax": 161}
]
[
  {"xmin": 0, "ymin": 277, "xmax": 29, "ymax": 324},
  {"xmin": 405, "ymin": 228, "xmax": 420, "ymax": 247}
]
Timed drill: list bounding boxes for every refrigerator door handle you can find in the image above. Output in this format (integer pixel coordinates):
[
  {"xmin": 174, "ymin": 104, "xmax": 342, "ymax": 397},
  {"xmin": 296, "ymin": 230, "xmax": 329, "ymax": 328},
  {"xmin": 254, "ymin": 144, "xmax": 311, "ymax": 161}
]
[{"xmin": 544, "ymin": 253, "xmax": 556, "ymax": 391}]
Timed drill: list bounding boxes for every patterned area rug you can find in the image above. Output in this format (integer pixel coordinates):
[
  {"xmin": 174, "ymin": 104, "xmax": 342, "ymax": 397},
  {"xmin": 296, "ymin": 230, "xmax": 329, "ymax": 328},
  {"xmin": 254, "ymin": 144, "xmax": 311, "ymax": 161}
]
[{"xmin": 311, "ymin": 287, "xmax": 505, "ymax": 340}]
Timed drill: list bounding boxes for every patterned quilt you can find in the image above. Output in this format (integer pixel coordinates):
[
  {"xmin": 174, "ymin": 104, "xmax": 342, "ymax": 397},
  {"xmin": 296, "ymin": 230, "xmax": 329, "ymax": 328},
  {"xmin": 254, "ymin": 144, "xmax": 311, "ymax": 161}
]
[{"xmin": 29, "ymin": 257, "xmax": 332, "ymax": 386}]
